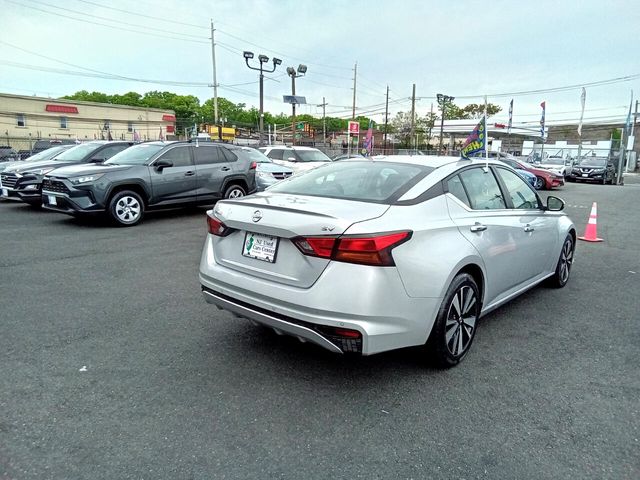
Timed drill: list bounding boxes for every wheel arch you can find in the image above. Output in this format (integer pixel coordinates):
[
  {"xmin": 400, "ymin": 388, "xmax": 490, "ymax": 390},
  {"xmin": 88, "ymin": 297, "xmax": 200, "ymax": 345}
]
[
  {"xmin": 454, "ymin": 263, "xmax": 485, "ymax": 309},
  {"xmin": 106, "ymin": 182, "xmax": 150, "ymax": 206},
  {"xmin": 222, "ymin": 177, "xmax": 248, "ymax": 194}
]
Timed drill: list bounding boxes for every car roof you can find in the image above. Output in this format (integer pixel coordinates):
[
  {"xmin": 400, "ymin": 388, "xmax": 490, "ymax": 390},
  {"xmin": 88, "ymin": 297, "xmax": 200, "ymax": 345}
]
[{"xmin": 265, "ymin": 145, "xmax": 320, "ymax": 151}]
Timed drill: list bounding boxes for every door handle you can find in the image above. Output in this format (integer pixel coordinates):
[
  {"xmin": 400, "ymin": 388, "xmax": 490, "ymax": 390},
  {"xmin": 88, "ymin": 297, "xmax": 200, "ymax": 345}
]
[
  {"xmin": 524, "ymin": 224, "xmax": 535, "ymax": 233},
  {"xmin": 220, "ymin": 166, "xmax": 231, "ymax": 171},
  {"xmin": 470, "ymin": 222, "xmax": 487, "ymax": 233},
  {"xmin": 184, "ymin": 171, "xmax": 195, "ymax": 177}
]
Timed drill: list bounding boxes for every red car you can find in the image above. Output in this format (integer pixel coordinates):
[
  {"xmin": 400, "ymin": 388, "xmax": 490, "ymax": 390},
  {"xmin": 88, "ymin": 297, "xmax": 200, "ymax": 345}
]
[{"xmin": 500, "ymin": 158, "xmax": 564, "ymax": 190}]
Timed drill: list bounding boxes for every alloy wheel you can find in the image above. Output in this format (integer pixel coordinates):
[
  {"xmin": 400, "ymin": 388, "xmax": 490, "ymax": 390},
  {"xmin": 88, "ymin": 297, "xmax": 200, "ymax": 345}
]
[
  {"xmin": 559, "ymin": 238, "xmax": 574, "ymax": 284},
  {"xmin": 534, "ymin": 177, "xmax": 545, "ymax": 190},
  {"xmin": 444, "ymin": 286, "xmax": 478, "ymax": 357},
  {"xmin": 227, "ymin": 188, "xmax": 244, "ymax": 199},
  {"xmin": 115, "ymin": 196, "xmax": 141, "ymax": 223}
]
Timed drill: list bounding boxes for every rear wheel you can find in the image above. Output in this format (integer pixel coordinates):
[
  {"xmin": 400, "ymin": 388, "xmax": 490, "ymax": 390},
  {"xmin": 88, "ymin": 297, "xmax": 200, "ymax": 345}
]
[
  {"xmin": 546, "ymin": 235, "xmax": 574, "ymax": 288},
  {"xmin": 108, "ymin": 190, "xmax": 144, "ymax": 227},
  {"xmin": 224, "ymin": 184, "xmax": 246, "ymax": 199},
  {"xmin": 427, "ymin": 273, "xmax": 480, "ymax": 368},
  {"xmin": 534, "ymin": 176, "xmax": 545, "ymax": 190}
]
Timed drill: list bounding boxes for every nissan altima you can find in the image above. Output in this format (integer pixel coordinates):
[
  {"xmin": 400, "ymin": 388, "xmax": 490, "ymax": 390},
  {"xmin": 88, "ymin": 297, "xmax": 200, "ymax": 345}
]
[{"xmin": 199, "ymin": 156, "xmax": 575, "ymax": 367}]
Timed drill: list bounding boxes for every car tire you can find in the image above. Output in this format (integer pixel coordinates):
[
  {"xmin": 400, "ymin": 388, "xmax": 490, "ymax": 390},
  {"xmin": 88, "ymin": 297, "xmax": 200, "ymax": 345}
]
[
  {"xmin": 108, "ymin": 190, "xmax": 144, "ymax": 227},
  {"xmin": 546, "ymin": 235, "xmax": 574, "ymax": 288},
  {"xmin": 426, "ymin": 273, "xmax": 480, "ymax": 368},
  {"xmin": 224, "ymin": 184, "xmax": 246, "ymax": 199},
  {"xmin": 534, "ymin": 176, "xmax": 545, "ymax": 190}
]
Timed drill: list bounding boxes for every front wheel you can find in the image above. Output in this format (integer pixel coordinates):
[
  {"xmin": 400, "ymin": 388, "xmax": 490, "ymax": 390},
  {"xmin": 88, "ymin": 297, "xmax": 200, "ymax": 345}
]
[
  {"xmin": 224, "ymin": 184, "xmax": 246, "ymax": 199},
  {"xmin": 426, "ymin": 273, "xmax": 480, "ymax": 368},
  {"xmin": 108, "ymin": 190, "xmax": 144, "ymax": 227},
  {"xmin": 546, "ymin": 235, "xmax": 574, "ymax": 288},
  {"xmin": 534, "ymin": 176, "xmax": 545, "ymax": 190}
]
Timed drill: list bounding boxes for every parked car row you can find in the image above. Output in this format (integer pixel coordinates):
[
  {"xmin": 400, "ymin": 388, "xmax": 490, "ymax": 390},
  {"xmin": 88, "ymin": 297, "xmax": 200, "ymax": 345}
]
[{"xmin": 1, "ymin": 140, "xmax": 262, "ymax": 226}]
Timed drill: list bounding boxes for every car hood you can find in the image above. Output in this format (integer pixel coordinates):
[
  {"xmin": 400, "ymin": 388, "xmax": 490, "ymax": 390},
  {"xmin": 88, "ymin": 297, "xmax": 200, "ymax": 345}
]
[
  {"xmin": 256, "ymin": 163, "xmax": 293, "ymax": 173},
  {"xmin": 0, "ymin": 161, "xmax": 20, "ymax": 173},
  {"xmin": 4, "ymin": 158, "xmax": 70, "ymax": 174},
  {"xmin": 46, "ymin": 163, "xmax": 132, "ymax": 178}
]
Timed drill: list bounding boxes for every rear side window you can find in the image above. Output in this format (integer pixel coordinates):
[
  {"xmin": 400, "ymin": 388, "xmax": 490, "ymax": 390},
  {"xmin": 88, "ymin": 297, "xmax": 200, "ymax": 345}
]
[
  {"xmin": 159, "ymin": 146, "xmax": 192, "ymax": 167},
  {"xmin": 194, "ymin": 145, "xmax": 223, "ymax": 165},
  {"xmin": 220, "ymin": 148, "xmax": 238, "ymax": 162},
  {"xmin": 458, "ymin": 168, "xmax": 506, "ymax": 210},
  {"xmin": 268, "ymin": 161, "xmax": 430, "ymax": 203},
  {"xmin": 446, "ymin": 175, "xmax": 471, "ymax": 208}
]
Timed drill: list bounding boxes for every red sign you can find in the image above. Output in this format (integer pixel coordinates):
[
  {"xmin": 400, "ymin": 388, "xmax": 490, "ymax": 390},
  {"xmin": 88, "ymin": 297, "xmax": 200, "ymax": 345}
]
[
  {"xmin": 165, "ymin": 125, "xmax": 175, "ymax": 133},
  {"xmin": 348, "ymin": 121, "xmax": 359, "ymax": 135},
  {"xmin": 494, "ymin": 123, "xmax": 506, "ymax": 129},
  {"xmin": 162, "ymin": 114, "xmax": 176, "ymax": 122},
  {"xmin": 46, "ymin": 104, "xmax": 78, "ymax": 114}
]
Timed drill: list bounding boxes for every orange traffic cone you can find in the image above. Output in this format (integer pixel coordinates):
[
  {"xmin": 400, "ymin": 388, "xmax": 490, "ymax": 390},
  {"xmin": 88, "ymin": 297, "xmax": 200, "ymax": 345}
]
[{"xmin": 578, "ymin": 202, "xmax": 603, "ymax": 242}]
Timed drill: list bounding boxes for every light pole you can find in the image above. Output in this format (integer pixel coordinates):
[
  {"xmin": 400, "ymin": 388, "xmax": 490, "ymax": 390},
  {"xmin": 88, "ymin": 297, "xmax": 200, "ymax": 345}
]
[
  {"xmin": 243, "ymin": 51, "xmax": 281, "ymax": 146},
  {"xmin": 287, "ymin": 64, "xmax": 307, "ymax": 145},
  {"xmin": 437, "ymin": 93, "xmax": 454, "ymax": 156}
]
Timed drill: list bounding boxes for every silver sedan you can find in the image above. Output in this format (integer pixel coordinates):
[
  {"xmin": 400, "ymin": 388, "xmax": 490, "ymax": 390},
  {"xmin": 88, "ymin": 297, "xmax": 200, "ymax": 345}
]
[{"xmin": 199, "ymin": 156, "xmax": 575, "ymax": 367}]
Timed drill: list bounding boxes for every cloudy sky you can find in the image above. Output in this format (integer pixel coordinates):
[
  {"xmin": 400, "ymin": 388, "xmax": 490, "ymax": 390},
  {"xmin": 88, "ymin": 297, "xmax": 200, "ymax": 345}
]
[{"xmin": 1, "ymin": 0, "xmax": 639, "ymax": 129}]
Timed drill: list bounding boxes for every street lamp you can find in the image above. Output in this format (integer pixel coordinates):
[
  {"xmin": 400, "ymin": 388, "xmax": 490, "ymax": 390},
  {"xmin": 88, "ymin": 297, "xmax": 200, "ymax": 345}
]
[
  {"xmin": 437, "ymin": 93, "xmax": 454, "ymax": 156},
  {"xmin": 243, "ymin": 51, "xmax": 281, "ymax": 146},
  {"xmin": 287, "ymin": 64, "xmax": 307, "ymax": 145}
]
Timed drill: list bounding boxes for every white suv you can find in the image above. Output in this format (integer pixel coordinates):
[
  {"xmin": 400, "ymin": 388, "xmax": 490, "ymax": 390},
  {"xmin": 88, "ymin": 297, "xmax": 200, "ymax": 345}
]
[{"xmin": 258, "ymin": 146, "xmax": 331, "ymax": 173}]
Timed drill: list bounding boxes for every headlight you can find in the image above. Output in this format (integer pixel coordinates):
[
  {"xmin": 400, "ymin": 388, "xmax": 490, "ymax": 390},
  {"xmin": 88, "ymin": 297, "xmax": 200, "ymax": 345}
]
[
  {"xmin": 592, "ymin": 168, "xmax": 605, "ymax": 173},
  {"xmin": 70, "ymin": 174, "xmax": 104, "ymax": 185},
  {"xmin": 24, "ymin": 167, "xmax": 55, "ymax": 175}
]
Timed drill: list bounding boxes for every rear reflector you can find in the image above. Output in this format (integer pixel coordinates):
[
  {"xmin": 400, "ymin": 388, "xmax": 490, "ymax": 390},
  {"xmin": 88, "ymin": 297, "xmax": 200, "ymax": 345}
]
[
  {"xmin": 292, "ymin": 231, "xmax": 411, "ymax": 266},
  {"xmin": 207, "ymin": 212, "xmax": 232, "ymax": 236},
  {"xmin": 249, "ymin": 161, "xmax": 257, "ymax": 170}
]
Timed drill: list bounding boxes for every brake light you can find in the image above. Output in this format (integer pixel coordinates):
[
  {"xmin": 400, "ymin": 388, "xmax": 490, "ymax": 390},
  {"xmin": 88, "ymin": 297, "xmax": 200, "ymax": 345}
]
[
  {"xmin": 249, "ymin": 161, "xmax": 257, "ymax": 170},
  {"xmin": 206, "ymin": 212, "xmax": 232, "ymax": 237},
  {"xmin": 292, "ymin": 231, "xmax": 411, "ymax": 266}
]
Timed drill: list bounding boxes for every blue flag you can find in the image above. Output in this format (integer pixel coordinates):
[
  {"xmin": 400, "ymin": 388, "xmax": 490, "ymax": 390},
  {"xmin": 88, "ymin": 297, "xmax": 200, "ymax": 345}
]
[{"xmin": 461, "ymin": 117, "xmax": 486, "ymax": 159}]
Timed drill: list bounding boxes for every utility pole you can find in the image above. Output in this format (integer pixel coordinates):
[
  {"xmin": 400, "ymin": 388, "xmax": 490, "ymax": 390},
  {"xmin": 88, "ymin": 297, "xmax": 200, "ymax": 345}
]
[
  {"xmin": 351, "ymin": 62, "xmax": 357, "ymax": 120},
  {"xmin": 317, "ymin": 97, "xmax": 328, "ymax": 147},
  {"xmin": 630, "ymin": 100, "xmax": 638, "ymax": 172},
  {"xmin": 410, "ymin": 83, "xmax": 416, "ymax": 151},
  {"xmin": 383, "ymin": 85, "xmax": 389, "ymax": 154},
  {"xmin": 428, "ymin": 102, "xmax": 433, "ymax": 150},
  {"xmin": 210, "ymin": 20, "xmax": 219, "ymax": 128}
]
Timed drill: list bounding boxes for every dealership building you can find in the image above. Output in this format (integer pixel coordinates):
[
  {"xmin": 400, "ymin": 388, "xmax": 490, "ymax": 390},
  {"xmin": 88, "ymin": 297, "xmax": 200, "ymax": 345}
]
[{"xmin": 0, "ymin": 93, "xmax": 176, "ymax": 153}]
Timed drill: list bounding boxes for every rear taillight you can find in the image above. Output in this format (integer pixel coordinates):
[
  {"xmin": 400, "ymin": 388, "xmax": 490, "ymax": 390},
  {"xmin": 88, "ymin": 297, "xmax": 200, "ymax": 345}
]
[
  {"xmin": 292, "ymin": 231, "xmax": 411, "ymax": 266},
  {"xmin": 249, "ymin": 161, "xmax": 257, "ymax": 170},
  {"xmin": 206, "ymin": 212, "xmax": 232, "ymax": 237}
]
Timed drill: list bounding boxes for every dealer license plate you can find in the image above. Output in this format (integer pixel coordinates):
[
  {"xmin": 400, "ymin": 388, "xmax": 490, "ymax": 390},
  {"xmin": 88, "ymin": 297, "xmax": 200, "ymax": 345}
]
[
  {"xmin": 242, "ymin": 232, "xmax": 279, "ymax": 263},
  {"xmin": 581, "ymin": 174, "xmax": 589, "ymax": 178},
  {"xmin": 2, "ymin": 188, "xmax": 7, "ymax": 197},
  {"xmin": 47, "ymin": 195, "xmax": 57, "ymax": 205}
]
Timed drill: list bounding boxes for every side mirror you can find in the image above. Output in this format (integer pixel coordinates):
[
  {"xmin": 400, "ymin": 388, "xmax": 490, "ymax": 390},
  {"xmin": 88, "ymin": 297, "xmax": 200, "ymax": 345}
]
[
  {"xmin": 287, "ymin": 156, "xmax": 297, "ymax": 161},
  {"xmin": 90, "ymin": 157, "xmax": 105, "ymax": 163},
  {"xmin": 546, "ymin": 196, "xmax": 565, "ymax": 212},
  {"xmin": 155, "ymin": 159, "xmax": 173, "ymax": 171}
]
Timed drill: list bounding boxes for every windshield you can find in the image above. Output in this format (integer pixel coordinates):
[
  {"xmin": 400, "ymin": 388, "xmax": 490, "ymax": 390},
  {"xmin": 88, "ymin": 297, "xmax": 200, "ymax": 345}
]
[
  {"xmin": 579, "ymin": 157, "xmax": 607, "ymax": 167},
  {"xmin": 241, "ymin": 148, "xmax": 272, "ymax": 163},
  {"xmin": 105, "ymin": 144, "xmax": 165, "ymax": 165},
  {"xmin": 267, "ymin": 161, "xmax": 431, "ymax": 203},
  {"xmin": 25, "ymin": 145, "xmax": 70, "ymax": 162},
  {"xmin": 295, "ymin": 150, "xmax": 332, "ymax": 162},
  {"xmin": 54, "ymin": 143, "xmax": 103, "ymax": 161}
]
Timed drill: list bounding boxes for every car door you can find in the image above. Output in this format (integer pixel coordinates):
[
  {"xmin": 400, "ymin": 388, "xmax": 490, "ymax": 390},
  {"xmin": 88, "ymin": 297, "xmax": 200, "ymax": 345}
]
[
  {"xmin": 445, "ymin": 167, "xmax": 529, "ymax": 306},
  {"xmin": 193, "ymin": 144, "xmax": 234, "ymax": 201},
  {"xmin": 493, "ymin": 166, "xmax": 559, "ymax": 280},
  {"xmin": 148, "ymin": 145, "xmax": 197, "ymax": 204}
]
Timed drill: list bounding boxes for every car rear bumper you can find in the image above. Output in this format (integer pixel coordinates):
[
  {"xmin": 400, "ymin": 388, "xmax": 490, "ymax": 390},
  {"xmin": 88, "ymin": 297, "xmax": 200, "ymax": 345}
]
[{"xmin": 199, "ymin": 235, "xmax": 441, "ymax": 355}]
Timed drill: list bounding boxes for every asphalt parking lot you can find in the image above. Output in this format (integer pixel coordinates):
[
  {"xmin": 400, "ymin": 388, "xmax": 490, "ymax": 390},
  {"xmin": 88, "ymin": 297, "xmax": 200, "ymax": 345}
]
[{"xmin": 1, "ymin": 178, "xmax": 639, "ymax": 480}]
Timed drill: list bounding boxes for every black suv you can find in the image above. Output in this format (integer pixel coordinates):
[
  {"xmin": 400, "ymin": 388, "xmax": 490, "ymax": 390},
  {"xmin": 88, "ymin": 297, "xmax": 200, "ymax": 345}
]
[
  {"xmin": 41, "ymin": 141, "xmax": 257, "ymax": 226},
  {"xmin": 1, "ymin": 141, "xmax": 132, "ymax": 206},
  {"xmin": 566, "ymin": 156, "xmax": 616, "ymax": 184}
]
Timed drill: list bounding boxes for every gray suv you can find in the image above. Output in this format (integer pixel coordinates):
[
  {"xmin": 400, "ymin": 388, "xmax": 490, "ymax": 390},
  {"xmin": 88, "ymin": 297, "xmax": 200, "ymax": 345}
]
[{"xmin": 41, "ymin": 141, "xmax": 257, "ymax": 226}]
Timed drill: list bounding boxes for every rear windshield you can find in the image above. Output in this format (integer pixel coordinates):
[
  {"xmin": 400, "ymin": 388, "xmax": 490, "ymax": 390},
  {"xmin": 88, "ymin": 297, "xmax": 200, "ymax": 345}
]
[
  {"xmin": 267, "ymin": 161, "xmax": 431, "ymax": 203},
  {"xmin": 295, "ymin": 150, "xmax": 331, "ymax": 162},
  {"xmin": 105, "ymin": 143, "xmax": 165, "ymax": 165},
  {"xmin": 54, "ymin": 143, "xmax": 103, "ymax": 161}
]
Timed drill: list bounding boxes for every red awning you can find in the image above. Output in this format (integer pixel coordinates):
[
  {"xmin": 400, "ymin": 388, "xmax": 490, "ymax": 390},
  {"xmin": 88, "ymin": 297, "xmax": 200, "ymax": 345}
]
[
  {"xmin": 46, "ymin": 104, "xmax": 79, "ymax": 114},
  {"xmin": 162, "ymin": 114, "xmax": 176, "ymax": 122}
]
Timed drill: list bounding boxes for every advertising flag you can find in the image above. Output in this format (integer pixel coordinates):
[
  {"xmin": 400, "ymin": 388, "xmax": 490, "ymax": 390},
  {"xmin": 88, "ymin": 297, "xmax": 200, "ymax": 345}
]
[
  {"xmin": 460, "ymin": 117, "xmax": 486, "ymax": 159},
  {"xmin": 507, "ymin": 99, "xmax": 513, "ymax": 134},
  {"xmin": 540, "ymin": 101, "xmax": 546, "ymax": 138},
  {"xmin": 363, "ymin": 120, "xmax": 374, "ymax": 155},
  {"xmin": 577, "ymin": 88, "xmax": 586, "ymax": 136}
]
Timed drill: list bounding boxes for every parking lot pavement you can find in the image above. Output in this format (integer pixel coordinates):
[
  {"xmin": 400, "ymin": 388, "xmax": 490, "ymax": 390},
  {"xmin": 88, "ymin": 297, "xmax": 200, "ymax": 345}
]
[{"xmin": 1, "ymin": 183, "xmax": 638, "ymax": 480}]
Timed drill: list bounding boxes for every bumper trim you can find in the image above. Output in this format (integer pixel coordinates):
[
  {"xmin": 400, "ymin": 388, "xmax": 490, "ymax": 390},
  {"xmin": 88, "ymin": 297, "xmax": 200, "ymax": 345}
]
[{"xmin": 201, "ymin": 286, "xmax": 344, "ymax": 354}]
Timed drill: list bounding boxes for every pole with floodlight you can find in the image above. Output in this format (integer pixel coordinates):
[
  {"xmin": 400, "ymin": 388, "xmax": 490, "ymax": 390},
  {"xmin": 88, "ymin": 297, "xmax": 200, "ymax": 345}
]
[
  {"xmin": 287, "ymin": 65, "xmax": 307, "ymax": 145},
  {"xmin": 243, "ymin": 51, "xmax": 281, "ymax": 146},
  {"xmin": 437, "ymin": 93, "xmax": 455, "ymax": 156}
]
